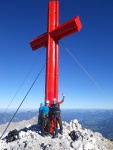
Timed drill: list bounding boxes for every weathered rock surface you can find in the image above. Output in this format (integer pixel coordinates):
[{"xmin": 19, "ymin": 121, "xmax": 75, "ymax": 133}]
[{"xmin": 0, "ymin": 117, "xmax": 113, "ymax": 150}]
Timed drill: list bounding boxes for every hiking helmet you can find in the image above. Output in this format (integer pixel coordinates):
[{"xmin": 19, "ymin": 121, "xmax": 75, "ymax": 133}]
[
  {"xmin": 46, "ymin": 100, "xmax": 49, "ymax": 104},
  {"xmin": 53, "ymin": 98, "xmax": 56, "ymax": 101}
]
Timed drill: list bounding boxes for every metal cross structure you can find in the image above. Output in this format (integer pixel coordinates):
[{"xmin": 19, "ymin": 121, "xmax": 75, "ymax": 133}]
[{"xmin": 30, "ymin": 0, "xmax": 82, "ymax": 105}]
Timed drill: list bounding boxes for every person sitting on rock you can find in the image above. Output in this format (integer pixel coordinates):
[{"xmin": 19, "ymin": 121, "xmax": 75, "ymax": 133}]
[
  {"xmin": 51, "ymin": 94, "xmax": 65, "ymax": 138},
  {"xmin": 39, "ymin": 100, "xmax": 50, "ymax": 137}
]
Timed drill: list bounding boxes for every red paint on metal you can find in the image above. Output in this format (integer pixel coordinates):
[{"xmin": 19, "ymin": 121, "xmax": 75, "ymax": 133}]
[
  {"xmin": 30, "ymin": 0, "xmax": 82, "ymax": 131},
  {"xmin": 30, "ymin": 17, "xmax": 82, "ymax": 51},
  {"xmin": 30, "ymin": 0, "xmax": 82, "ymax": 103},
  {"xmin": 45, "ymin": 1, "xmax": 56, "ymax": 104},
  {"xmin": 50, "ymin": 16, "xmax": 82, "ymax": 40},
  {"xmin": 30, "ymin": 33, "xmax": 48, "ymax": 50}
]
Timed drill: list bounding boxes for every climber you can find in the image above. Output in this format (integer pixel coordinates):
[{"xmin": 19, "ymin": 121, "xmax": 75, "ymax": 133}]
[
  {"xmin": 39, "ymin": 100, "xmax": 50, "ymax": 137},
  {"xmin": 37, "ymin": 102, "xmax": 43, "ymax": 127},
  {"xmin": 51, "ymin": 94, "xmax": 65, "ymax": 138}
]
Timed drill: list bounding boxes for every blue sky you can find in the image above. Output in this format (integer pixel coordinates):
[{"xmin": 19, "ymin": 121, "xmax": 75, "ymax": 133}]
[{"xmin": 0, "ymin": 0, "xmax": 113, "ymax": 110}]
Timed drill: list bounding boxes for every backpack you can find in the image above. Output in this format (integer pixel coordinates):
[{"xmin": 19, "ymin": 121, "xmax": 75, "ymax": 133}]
[
  {"xmin": 6, "ymin": 129, "xmax": 19, "ymax": 142},
  {"xmin": 69, "ymin": 130, "xmax": 82, "ymax": 141},
  {"xmin": 51, "ymin": 104, "xmax": 60, "ymax": 112},
  {"xmin": 51, "ymin": 104, "xmax": 61, "ymax": 119}
]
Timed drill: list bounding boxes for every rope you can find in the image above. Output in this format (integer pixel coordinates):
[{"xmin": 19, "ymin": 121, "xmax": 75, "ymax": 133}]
[
  {"xmin": 0, "ymin": 43, "xmax": 57, "ymax": 139},
  {"xmin": 60, "ymin": 41, "xmax": 105, "ymax": 95},
  {"xmin": 0, "ymin": 47, "xmax": 45, "ymax": 121},
  {"xmin": 0, "ymin": 42, "xmax": 54, "ymax": 138},
  {"xmin": 0, "ymin": 63, "xmax": 46, "ymax": 139},
  {"xmin": 0, "ymin": 64, "xmax": 34, "ymax": 121}
]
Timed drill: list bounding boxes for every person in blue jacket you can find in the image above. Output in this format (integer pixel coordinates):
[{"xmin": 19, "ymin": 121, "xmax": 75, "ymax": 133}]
[{"xmin": 40, "ymin": 100, "xmax": 50, "ymax": 137}]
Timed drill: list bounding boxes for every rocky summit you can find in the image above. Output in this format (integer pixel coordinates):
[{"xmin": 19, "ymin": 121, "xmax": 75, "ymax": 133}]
[{"xmin": 0, "ymin": 117, "xmax": 113, "ymax": 150}]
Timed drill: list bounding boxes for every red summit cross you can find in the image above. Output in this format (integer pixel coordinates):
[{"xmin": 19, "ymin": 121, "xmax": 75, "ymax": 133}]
[{"xmin": 30, "ymin": 0, "xmax": 82, "ymax": 105}]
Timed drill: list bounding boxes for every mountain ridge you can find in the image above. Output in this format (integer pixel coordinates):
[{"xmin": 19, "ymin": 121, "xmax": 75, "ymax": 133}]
[
  {"xmin": 0, "ymin": 109, "xmax": 113, "ymax": 139},
  {"xmin": 0, "ymin": 116, "xmax": 113, "ymax": 150}
]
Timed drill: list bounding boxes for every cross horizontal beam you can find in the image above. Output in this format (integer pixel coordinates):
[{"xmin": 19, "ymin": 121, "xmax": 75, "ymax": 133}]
[
  {"xmin": 50, "ymin": 16, "xmax": 82, "ymax": 40},
  {"xmin": 30, "ymin": 16, "xmax": 82, "ymax": 50}
]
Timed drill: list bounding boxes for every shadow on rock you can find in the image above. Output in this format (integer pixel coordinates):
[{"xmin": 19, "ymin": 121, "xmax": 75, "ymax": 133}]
[{"xmin": 3, "ymin": 124, "xmax": 41, "ymax": 142}]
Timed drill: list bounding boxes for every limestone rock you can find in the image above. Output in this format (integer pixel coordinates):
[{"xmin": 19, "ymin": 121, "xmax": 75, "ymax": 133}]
[{"xmin": 0, "ymin": 117, "xmax": 113, "ymax": 150}]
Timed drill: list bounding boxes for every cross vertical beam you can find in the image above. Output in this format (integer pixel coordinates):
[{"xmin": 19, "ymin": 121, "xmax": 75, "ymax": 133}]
[{"xmin": 45, "ymin": 1, "xmax": 59, "ymax": 104}]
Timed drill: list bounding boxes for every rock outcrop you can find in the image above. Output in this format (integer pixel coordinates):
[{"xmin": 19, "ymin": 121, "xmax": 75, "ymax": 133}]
[{"xmin": 0, "ymin": 117, "xmax": 113, "ymax": 150}]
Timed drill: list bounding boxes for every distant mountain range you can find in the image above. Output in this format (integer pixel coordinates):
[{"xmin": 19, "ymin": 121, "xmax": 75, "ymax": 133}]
[
  {"xmin": 0, "ymin": 109, "xmax": 113, "ymax": 139},
  {"xmin": 0, "ymin": 110, "xmax": 38, "ymax": 124},
  {"xmin": 61, "ymin": 109, "xmax": 113, "ymax": 140}
]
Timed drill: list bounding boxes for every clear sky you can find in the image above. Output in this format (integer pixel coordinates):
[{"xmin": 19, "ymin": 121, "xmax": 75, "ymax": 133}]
[{"xmin": 0, "ymin": 0, "xmax": 113, "ymax": 110}]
